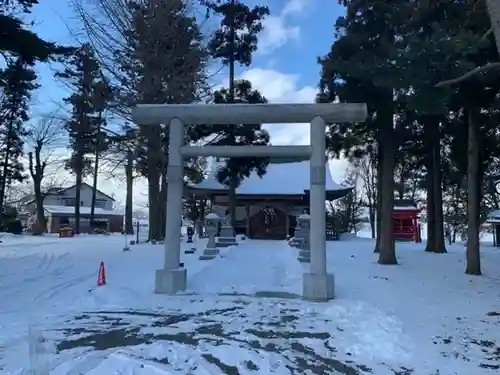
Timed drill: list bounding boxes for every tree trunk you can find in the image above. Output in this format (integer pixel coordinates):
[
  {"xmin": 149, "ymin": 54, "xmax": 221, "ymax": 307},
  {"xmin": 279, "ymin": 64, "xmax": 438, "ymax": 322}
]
[
  {"xmin": 226, "ymin": 0, "xmax": 236, "ymax": 233},
  {"xmin": 397, "ymin": 166, "xmax": 405, "ymax": 199},
  {"xmin": 146, "ymin": 127, "xmax": 162, "ymax": 241},
  {"xmin": 377, "ymin": 97, "xmax": 397, "ymax": 265},
  {"xmin": 425, "ymin": 150, "xmax": 436, "ymax": 251},
  {"xmin": 197, "ymin": 198, "xmax": 206, "ymax": 236},
  {"xmin": 374, "ymin": 142, "xmax": 382, "ymax": 252},
  {"xmin": 424, "ymin": 116, "xmax": 437, "ymax": 251},
  {"xmin": 369, "ymin": 207, "xmax": 376, "ymax": 238},
  {"xmin": 0, "ymin": 120, "xmax": 14, "ymax": 221},
  {"xmin": 89, "ymin": 122, "xmax": 101, "ymax": 233},
  {"xmin": 148, "ymin": 173, "xmax": 161, "ymax": 241},
  {"xmin": 74, "ymin": 158, "xmax": 83, "ymax": 234},
  {"xmin": 423, "ymin": 115, "xmax": 447, "ymax": 253},
  {"xmin": 431, "ymin": 121, "xmax": 447, "ymax": 253},
  {"xmin": 228, "ymin": 178, "xmax": 237, "ymax": 233},
  {"xmin": 33, "ymin": 180, "xmax": 45, "ymax": 234},
  {"xmin": 125, "ymin": 150, "xmax": 134, "ymax": 235},
  {"xmin": 29, "ymin": 149, "xmax": 46, "ymax": 234},
  {"xmin": 451, "ymin": 180, "xmax": 461, "ymax": 243},
  {"xmin": 466, "ymin": 106, "xmax": 481, "ymax": 275},
  {"xmin": 352, "ymin": 199, "xmax": 358, "ymax": 235}
]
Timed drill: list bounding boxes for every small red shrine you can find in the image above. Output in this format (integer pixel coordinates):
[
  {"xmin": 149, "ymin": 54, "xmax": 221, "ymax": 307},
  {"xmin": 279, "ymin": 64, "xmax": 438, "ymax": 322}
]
[{"xmin": 392, "ymin": 199, "xmax": 421, "ymax": 243}]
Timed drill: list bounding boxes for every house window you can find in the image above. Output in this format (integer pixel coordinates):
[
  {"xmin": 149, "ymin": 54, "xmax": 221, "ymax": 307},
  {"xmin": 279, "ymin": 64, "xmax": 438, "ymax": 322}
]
[
  {"xmin": 95, "ymin": 200, "xmax": 106, "ymax": 209},
  {"xmin": 64, "ymin": 199, "xmax": 76, "ymax": 206}
]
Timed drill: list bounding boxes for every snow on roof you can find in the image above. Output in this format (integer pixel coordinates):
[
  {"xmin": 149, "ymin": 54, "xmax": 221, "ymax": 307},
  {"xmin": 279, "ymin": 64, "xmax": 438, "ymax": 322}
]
[
  {"xmin": 44, "ymin": 205, "xmax": 123, "ymax": 216},
  {"xmin": 489, "ymin": 209, "xmax": 500, "ymax": 218},
  {"xmin": 393, "ymin": 206, "xmax": 420, "ymax": 211},
  {"xmin": 191, "ymin": 160, "xmax": 348, "ymax": 195},
  {"xmin": 487, "ymin": 210, "xmax": 500, "ymax": 223}
]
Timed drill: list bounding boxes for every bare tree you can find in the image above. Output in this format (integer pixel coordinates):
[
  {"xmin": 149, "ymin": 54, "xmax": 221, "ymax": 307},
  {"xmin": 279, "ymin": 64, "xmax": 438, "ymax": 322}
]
[
  {"xmin": 72, "ymin": 0, "xmax": 212, "ymax": 241},
  {"xmin": 354, "ymin": 152, "xmax": 377, "ymax": 238},
  {"xmin": 25, "ymin": 116, "xmax": 64, "ymax": 234},
  {"xmin": 100, "ymin": 125, "xmax": 137, "ymax": 234},
  {"xmin": 335, "ymin": 165, "xmax": 363, "ymax": 235}
]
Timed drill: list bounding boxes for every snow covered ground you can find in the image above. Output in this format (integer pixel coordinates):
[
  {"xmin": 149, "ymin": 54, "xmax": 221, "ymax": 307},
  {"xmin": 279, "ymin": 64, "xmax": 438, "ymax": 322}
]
[{"xmin": 0, "ymin": 231, "xmax": 499, "ymax": 374}]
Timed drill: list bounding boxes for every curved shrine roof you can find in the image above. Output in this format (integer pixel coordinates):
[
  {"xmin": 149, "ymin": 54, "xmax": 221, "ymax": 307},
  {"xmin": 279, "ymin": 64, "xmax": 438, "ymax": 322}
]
[{"xmin": 189, "ymin": 160, "xmax": 350, "ymax": 195}]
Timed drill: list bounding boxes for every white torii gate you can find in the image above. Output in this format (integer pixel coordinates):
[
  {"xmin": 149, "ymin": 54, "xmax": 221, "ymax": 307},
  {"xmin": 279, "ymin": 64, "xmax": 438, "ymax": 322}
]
[{"xmin": 131, "ymin": 102, "xmax": 367, "ymax": 301}]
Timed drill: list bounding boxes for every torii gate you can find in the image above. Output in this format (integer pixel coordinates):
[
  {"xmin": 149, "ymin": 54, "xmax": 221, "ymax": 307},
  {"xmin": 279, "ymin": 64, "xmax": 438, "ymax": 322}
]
[{"xmin": 131, "ymin": 102, "xmax": 367, "ymax": 301}]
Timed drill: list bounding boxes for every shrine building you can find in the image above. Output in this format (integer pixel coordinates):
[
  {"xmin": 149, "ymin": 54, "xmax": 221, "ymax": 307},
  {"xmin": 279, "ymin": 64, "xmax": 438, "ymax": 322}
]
[
  {"xmin": 392, "ymin": 199, "xmax": 421, "ymax": 242},
  {"xmin": 187, "ymin": 158, "xmax": 352, "ymax": 240}
]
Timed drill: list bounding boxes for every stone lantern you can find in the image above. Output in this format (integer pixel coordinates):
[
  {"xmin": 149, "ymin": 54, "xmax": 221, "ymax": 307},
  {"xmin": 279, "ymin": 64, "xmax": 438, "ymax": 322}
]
[
  {"xmin": 290, "ymin": 215, "xmax": 303, "ymax": 248},
  {"xmin": 199, "ymin": 213, "xmax": 220, "ymax": 260},
  {"xmin": 297, "ymin": 213, "xmax": 311, "ymax": 263}
]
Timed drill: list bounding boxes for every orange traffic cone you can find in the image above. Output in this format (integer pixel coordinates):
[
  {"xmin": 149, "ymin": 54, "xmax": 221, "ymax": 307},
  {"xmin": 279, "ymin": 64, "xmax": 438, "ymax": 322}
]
[{"xmin": 97, "ymin": 261, "xmax": 106, "ymax": 286}]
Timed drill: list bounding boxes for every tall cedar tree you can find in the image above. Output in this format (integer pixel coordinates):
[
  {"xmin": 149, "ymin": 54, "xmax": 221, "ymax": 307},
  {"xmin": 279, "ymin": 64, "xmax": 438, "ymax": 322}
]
[
  {"xmin": 396, "ymin": 1, "xmax": 472, "ymax": 254},
  {"xmin": 56, "ymin": 44, "xmax": 103, "ymax": 234},
  {"xmin": 126, "ymin": 0, "xmax": 208, "ymax": 241},
  {"xmin": 205, "ymin": 0, "xmax": 270, "ymax": 229},
  {"xmin": 319, "ymin": 0, "xmax": 410, "ymax": 264},
  {"xmin": 444, "ymin": 27, "xmax": 500, "ymax": 273},
  {"xmin": 212, "ymin": 80, "xmax": 270, "ymax": 215},
  {"xmin": 424, "ymin": 0, "xmax": 500, "ymax": 273},
  {"xmin": 105, "ymin": 124, "xmax": 137, "ymax": 235},
  {"xmin": 89, "ymin": 78, "xmax": 112, "ymax": 230},
  {"xmin": 0, "ymin": 57, "xmax": 38, "ymax": 222}
]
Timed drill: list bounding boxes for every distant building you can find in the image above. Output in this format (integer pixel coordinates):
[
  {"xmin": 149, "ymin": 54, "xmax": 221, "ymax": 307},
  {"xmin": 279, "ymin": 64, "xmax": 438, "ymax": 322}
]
[
  {"xmin": 486, "ymin": 209, "xmax": 500, "ymax": 247},
  {"xmin": 392, "ymin": 199, "xmax": 421, "ymax": 242},
  {"xmin": 21, "ymin": 183, "xmax": 123, "ymax": 233},
  {"xmin": 188, "ymin": 159, "xmax": 351, "ymax": 240}
]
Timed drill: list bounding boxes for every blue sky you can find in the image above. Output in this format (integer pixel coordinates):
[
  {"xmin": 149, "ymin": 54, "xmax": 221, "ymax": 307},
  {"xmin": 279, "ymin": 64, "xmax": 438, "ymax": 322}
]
[{"xmin": 27, "ymin": 0, "xmax": 346, "ymax": 206}]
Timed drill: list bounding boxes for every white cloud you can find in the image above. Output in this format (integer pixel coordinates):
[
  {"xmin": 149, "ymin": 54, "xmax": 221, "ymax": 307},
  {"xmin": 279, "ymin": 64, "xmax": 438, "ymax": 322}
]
[
  {"xmin": 282, "ymin": 0, "xmax": 308, "ymax": 16},
  {"xmin": 239, "ymin": 67, "xmax": 315, "ymax": 145},
  {"xmin": 240, "ymin": 68, "xmax": 316, "ymax": 103},
  {"xmin": 239, "ymin": 67, "xmax": 348, "ymax": 183},
  {"xmin": 258, "ymin": 0, "xmax": 308, "ymax": 54}
]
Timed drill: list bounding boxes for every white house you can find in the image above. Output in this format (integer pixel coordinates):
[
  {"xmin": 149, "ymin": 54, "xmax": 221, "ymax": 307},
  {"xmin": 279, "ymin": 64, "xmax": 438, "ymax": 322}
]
[{"xmin": 23, "ymin": 183, "xmax": 123, "ymax": 233}]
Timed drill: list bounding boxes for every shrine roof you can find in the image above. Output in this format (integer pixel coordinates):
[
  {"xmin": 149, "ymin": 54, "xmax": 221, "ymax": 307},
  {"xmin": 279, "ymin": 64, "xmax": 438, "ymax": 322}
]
[
  {"xmin": 487, "ymin": 209, "xmax": 500, "ymax": 223},
  {"xmin": 393, "ymin": 199, "xmax": 419, "ymax": 210},
  {"xmin": 189, "ymin": 160, "xmax": 350, "ymax": 195}
]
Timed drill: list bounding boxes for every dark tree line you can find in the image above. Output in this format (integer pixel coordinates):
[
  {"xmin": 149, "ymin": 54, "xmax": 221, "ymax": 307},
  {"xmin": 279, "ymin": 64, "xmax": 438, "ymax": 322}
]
[
  {"xmin": 0, "ymin": 0, "xmax": 71, "ymax": 230},
  {"xmin": 319, "ymin": 0, "xmax": 500, "ymax": 274},
  {"xmin": 1, "ymin": 0, "xmax": 273, "ymax": 238}
]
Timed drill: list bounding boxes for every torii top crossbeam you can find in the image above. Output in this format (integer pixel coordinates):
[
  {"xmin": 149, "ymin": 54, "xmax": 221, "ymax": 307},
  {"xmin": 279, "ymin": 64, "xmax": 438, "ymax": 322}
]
[{"xmin": 131, "ymin": 103, "xmax": 367, "ymax": 125}]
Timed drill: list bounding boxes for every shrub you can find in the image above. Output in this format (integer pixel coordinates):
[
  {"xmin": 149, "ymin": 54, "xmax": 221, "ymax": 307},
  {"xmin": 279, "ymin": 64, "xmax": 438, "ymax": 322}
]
[{"xmin": 3, "ymin": 219, "xmax": 23, "ymax": 235}]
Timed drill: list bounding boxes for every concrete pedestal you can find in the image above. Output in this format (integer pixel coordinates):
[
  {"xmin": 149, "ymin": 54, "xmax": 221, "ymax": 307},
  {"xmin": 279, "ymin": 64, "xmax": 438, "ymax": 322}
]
[
  {"xmin": 216, "ymin": 216, "xmax": 237, "ymax": 247},
  {"xmin": 154, "ymin": 268, "xmax": 187, "ymax": 294},
  {"xmin": 302, "ymin": 272, "xmax": 335, "ymax": 301},
  {"xmin": 216, "ymin": 223, "xmax": 237, "ymax": 247},
  {"xmin": 199, "ymin": 247, "xmax": 219, "ymax": 260},
  {"xmin": 216, "ymin": 237, "xmax": 237, "ymax": 247},
  {"xmin": 297, "ymin": 249, "xmax": 310, "ymax": 263}
]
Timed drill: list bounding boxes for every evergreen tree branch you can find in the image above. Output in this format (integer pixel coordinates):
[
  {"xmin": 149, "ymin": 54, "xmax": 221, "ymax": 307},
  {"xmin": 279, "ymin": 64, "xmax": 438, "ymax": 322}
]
[{"xmin": 435, "ymin": 62, "xmax": 500, "ymax": 87}]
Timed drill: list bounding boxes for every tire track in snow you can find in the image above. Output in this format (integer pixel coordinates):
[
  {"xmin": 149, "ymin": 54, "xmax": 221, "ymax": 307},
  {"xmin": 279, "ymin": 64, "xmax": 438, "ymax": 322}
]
[
  {"xmin": 0, "ymin": 252, "xmax": 73, "ymax": 314},
  {"xmin": 1, "ymin": 252, "xmax": 70, "ymax": 289},
  {"xmin": 0, "ymin": 253, "xmax": 35, "ymax": 280},
  {"xmin": 31, "ymin": 269, "xmax": 97, "ymax": 306}
]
